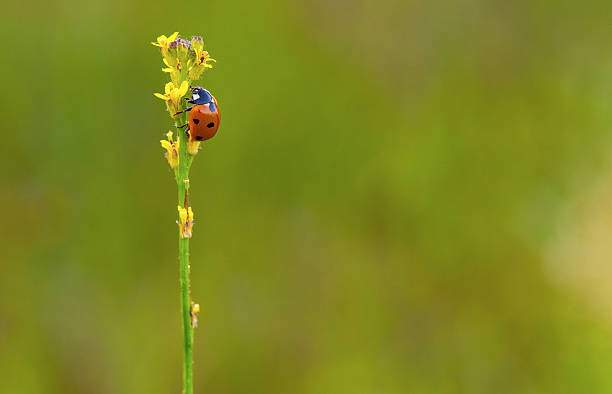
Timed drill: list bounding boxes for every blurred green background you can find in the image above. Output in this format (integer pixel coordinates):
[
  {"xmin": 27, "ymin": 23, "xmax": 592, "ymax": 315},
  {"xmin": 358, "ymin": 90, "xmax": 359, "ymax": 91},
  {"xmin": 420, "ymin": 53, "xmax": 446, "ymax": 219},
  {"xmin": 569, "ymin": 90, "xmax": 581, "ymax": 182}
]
[{"xmin": 2, "ymin": 0, "xmax": 612, "ymax": 393}]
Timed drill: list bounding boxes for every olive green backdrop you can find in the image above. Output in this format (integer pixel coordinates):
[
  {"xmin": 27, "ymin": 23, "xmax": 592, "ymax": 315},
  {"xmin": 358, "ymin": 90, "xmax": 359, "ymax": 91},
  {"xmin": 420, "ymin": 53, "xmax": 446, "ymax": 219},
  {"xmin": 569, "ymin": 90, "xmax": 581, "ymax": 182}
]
[{"xmin": 2, "ymin": 0, "xmax": 612, "ymax": 393}]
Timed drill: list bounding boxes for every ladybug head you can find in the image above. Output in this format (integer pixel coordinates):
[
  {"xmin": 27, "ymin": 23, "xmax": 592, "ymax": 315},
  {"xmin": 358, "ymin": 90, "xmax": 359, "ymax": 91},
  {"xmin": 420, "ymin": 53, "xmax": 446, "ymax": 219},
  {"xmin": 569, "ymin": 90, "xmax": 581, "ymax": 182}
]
[{"xmin": 190, "ymin": 86, "xmax": 212, "ymax": 105}]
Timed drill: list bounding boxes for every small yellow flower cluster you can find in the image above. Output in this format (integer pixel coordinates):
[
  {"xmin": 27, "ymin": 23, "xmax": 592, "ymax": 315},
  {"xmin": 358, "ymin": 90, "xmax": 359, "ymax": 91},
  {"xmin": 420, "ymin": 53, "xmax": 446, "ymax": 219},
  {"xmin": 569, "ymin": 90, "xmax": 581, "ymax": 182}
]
[
  {"xmin": 152, "ymin": 32, "xmax": 215, "ymax": 119},
  {"xmin": 177, "ymin": 205, "xmax": 194, "ymax": 238},
  {"xmin": 154, "ymin": 32, "xmax": 215, "ymax": 168},
  {"xmin": 188, "ymin": 36, "xmax": 215, "ymax": 81},
  {"xmin": 160, "ymin": 131, "xmax": 180, "ymax": 169}
]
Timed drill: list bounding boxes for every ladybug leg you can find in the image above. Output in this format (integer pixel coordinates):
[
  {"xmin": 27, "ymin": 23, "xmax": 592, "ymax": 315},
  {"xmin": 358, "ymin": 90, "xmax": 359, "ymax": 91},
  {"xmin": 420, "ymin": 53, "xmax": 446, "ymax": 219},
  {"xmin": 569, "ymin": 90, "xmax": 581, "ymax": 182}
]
[{"xmin": 173, "ymin": 105, "xmax": 195, "ymax": 117}]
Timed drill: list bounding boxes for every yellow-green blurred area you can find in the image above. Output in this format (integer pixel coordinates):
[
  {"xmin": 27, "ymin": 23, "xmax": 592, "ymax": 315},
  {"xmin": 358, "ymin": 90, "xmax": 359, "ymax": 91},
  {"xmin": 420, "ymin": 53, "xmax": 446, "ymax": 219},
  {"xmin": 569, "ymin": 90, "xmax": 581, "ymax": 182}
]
[{"xmin": 3, "ymin": 0, "xmax": 612, "ymax": 392}]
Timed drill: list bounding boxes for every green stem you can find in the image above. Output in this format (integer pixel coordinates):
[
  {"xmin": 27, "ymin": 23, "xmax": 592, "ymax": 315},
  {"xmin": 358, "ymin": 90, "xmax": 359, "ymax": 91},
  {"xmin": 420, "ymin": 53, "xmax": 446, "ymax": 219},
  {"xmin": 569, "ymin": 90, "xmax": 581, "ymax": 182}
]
[{"xmin": 176, "ymin": 112, "xmax": 194, "ymax": 394}]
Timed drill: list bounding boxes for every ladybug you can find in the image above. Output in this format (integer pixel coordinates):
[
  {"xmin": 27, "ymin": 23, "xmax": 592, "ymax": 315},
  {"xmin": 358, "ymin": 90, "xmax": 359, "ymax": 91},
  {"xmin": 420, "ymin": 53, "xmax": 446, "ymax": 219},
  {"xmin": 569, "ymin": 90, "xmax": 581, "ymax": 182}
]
[{"xmin": 176, "ymin": 86, "xmax": 220, "ymax": 142}]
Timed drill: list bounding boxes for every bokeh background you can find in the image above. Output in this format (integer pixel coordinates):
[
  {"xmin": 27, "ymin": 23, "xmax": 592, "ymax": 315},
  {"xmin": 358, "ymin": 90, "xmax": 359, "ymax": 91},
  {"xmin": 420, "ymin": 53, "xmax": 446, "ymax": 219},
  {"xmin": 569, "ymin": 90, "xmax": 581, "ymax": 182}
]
[{"xmin": 2, "ymin": 0, "xmax": 612, "ymax": 393}]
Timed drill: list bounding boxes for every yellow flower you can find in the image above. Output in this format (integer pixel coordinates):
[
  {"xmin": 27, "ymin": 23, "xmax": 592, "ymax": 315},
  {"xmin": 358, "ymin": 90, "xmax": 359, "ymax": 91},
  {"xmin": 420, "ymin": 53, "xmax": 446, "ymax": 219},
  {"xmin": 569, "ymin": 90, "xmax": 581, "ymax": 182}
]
[
  {"xmin": 187, "ymin": 36, "xmax": 215, "ymax": 81},
  {"xmin": 187, "ymin": 139, "xmax": 200, "ymax": 155},
  {"xmin": 188, "ymin": 54, "xmax": 215, "ymax": 80},
  {"xmin": 177, "ymin": 205, "xmax": 194, "ymax": 238},
  {"xmin": 152, "ymin": 32, "xmax": 179, "ymax": 60},
  {"xmin": 162, "ymin": 58, "xmax": 181, "ymax": 86},
  {"xmin": 160, "ymin": 131, "xmax": 180, "ymax": 169},
  {"xmin": 154, "ymin": 81, "xmax": 189, "ymax": 118}
]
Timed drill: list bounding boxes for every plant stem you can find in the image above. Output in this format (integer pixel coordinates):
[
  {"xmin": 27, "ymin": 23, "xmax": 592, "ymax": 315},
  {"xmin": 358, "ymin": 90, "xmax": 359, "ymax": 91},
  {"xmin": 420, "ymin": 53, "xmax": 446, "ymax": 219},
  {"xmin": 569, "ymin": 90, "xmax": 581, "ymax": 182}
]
[
  {"xmin": 176, "ymin": 112, "xmax": 194, "ymax": 394},
  {"xmin": 179, "ymin": 236, "xmax": 193, "ymax": 394}
]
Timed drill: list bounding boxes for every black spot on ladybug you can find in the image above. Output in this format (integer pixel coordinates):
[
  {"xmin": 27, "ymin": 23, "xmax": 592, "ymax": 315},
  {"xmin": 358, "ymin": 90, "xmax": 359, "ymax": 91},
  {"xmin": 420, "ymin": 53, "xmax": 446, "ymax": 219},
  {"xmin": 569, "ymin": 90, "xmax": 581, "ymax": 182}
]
[
  {"xmin": 195, "ymin": 136, "xmax": 203, "ymax": 141},
  {"xmin": 207, "ymin": 122, "xmax": 215, "ymax": 128},
  {"xmin": 193, "ymin": 118, "xmax": 200, "ymax": 124}
]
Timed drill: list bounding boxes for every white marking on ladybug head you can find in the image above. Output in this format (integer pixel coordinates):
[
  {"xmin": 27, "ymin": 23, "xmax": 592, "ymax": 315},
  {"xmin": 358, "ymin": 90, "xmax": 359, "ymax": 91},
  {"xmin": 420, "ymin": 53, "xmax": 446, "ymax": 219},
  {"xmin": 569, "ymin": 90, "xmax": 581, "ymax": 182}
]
[{"xmin": 193, "ymin": 94, "xmax": 200, "ymax": 100}]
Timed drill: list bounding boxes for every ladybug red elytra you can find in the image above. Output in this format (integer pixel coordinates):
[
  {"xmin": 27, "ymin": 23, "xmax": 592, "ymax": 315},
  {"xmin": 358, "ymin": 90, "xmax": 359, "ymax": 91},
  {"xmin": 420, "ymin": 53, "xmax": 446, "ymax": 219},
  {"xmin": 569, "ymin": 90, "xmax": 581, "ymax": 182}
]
[{"xmin": 176, "ymin": 87, "xmax": 220, "ymax": 142}]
